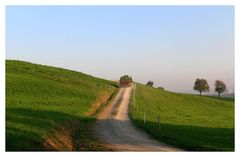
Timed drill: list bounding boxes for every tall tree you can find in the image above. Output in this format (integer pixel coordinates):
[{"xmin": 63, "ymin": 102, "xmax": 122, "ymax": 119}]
[
  {"xmin": 146, "ymin": 80, "xmax": 154, "ymax": 87},
  {"xmin": 214, "ymin": 80, "xmax": 226, "ymax": 97},
  {"xmin": 193, "ymin": 78, "xmax": 210, "ymax": 95}
]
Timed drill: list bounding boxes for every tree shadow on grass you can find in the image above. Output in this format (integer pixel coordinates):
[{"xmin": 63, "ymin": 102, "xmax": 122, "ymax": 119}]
[{"xmin": 201, "ymin": 95, "xmax": 234, "ymax": 102}]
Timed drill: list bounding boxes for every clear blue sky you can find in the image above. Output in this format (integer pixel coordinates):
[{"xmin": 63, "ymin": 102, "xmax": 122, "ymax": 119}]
[{"xmin": 6, "ymin": 6, "xmax": 234, "ymax": 94}]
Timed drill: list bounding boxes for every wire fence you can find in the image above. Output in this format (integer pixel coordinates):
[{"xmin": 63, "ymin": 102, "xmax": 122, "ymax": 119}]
[
  {"xmin": 92, "ymin": 83, "xmax": 114, "ymax": 93},
  {"xmin": 130, "ymin": 84, "xmax": 161, "ymax": 133}
]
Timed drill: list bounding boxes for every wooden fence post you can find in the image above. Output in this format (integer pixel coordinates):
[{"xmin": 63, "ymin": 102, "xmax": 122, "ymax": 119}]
[
  {"xmin": 157, "ymin": 107, "xmax": 161, "ymax": 133},
  {"xmin": 137, "ymin": 103, "xmax": 138, "ymax": 113},
  {"xmin": 133, "ymin": 88, "xmax": 136, "ymax": 109},
  {"xmin": 144, "ymin": 110, "xmax": 146, "ymax": 124},
  {"xmin": 158, "ymin": 114, "xmax": 160, "ymax": 132}
]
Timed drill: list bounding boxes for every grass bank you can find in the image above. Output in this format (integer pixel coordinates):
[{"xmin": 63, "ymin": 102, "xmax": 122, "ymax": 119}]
[
  {"xmin": 6, "ymin": 60, "xmax": 118, "ymax": 151},
  {"xmin": 129, "ymin": 83, "xmax": 234, "ymax": 151}
]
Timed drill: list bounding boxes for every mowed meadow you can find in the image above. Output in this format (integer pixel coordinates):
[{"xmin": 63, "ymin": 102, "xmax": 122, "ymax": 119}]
[
  {"xmin": 129, "ymin": 83, "xmax": 234, "ymax": 151},
  {"xmin": 6, "ymin": 60, "xmax": 118, "ymax": 151}
]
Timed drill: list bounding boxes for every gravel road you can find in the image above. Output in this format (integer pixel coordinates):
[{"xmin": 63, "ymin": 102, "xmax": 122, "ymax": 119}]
[{"xmin": 94, "ymin": 86, "xmax": 182, "ymax": 151}]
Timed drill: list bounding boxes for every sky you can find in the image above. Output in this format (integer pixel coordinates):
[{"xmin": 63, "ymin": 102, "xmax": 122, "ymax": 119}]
[{"xmin": 6, "ymin": 6, "xmax": 234, "ymax": 94}]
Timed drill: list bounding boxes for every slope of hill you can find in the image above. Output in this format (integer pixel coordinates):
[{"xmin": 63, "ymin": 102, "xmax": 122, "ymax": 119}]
[
  {"xmin": 129, "ymin": 83, "xmax": 234, "ymax": 151},
  {"xmin": 6, "ymin": 60, "xmax": 118, "ymax": 151}
]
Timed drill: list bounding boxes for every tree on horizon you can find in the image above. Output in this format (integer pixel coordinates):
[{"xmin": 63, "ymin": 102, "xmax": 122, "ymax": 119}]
[
  {"xmin": 119, "ymin": 75, "xmax": 132, "ymax": 87},
  {"xmin": 146, "ymin": 80, "xmax": 154, "ymax": 87},
  {"xmin": 193, "ymin": 78, "xmax": 210, "ymax": 95},
  {"xmin": 214, "ymin": 80, "xmax": 226, "ymax": 97}
]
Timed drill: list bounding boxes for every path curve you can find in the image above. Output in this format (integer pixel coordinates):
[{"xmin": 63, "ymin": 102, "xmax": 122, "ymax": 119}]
[{"xmin": 94, "ymin": 86, "xmax": 183, "ymax": 151}]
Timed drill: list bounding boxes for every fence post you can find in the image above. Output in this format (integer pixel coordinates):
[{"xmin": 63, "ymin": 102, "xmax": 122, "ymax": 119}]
[
  {"xmin": 137, "ymin": 104, "xmax": 139, "ymax": 113},
  {"xmin": 144, "ymin": 110, "xmax": 146, "ymax": 124},
  {"xmin": 136, "ymin": 103, "xmax": 138, "ymax": 113},
  {"xmin": 157, "ymin": 107, "xmax": 161, "ymax": 133},
  {"xmin": 133, "ymin": 86, "xmax": 136, "ymax": 109},
  {"xmin": 158, "ymin": 114, "xmax": 160, "ymax": 132}
]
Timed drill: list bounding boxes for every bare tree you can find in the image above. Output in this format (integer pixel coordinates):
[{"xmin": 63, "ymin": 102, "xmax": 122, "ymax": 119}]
[
  {"xmin": 193, "ymin": 78, "xmax": 210, "ymax": 95},
  {"xmin": 214, "ymin": 80, "xmax": 226, "ymax": 97}
]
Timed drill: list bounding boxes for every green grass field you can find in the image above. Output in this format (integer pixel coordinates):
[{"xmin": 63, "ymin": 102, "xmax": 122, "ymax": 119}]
[
  {"xmin": 129, "ymin": 83, "xmax": 234, "ymax": 151},
  {"xmin": 6, "ymin": 60, "xmax": 118, "ymax": 151}
]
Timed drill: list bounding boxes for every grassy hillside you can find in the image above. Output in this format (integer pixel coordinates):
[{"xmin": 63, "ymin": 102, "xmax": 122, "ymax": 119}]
[
  {"xmin": 6, "ymin": 60, "xmax": 118, "ymax": 151},
  {"xmin": 129, "ymin": 83, "xmax": 234, "ymax": 151}
]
